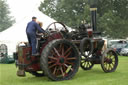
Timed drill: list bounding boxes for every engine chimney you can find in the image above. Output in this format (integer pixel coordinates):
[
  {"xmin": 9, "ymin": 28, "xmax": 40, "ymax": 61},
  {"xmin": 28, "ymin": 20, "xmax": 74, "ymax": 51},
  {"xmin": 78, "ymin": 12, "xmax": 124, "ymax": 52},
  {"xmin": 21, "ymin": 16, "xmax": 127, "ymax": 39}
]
[{"xmin": 89, "ymin": 0, "xmax": 98, "ymax": 32}]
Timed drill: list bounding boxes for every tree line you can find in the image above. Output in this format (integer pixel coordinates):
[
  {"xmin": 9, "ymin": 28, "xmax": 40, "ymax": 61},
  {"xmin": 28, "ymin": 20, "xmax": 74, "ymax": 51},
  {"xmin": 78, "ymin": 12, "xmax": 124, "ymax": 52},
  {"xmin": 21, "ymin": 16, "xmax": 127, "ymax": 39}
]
[
  {"xmin": 39, "ymin": 0, "xmax": 128, "ymax": 38},
  {"xmin": 0, "ymin": 0, "xmax": 15, "ymax": 32}
]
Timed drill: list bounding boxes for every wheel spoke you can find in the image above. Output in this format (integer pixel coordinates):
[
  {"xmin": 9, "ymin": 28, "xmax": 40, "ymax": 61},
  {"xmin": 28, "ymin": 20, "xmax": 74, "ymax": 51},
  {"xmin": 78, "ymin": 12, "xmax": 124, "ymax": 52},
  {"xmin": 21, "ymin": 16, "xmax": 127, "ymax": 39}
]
[
  {"xmin": 48, "ymin": 61, "xmax": 56, "ymax": 64},
  {"xmin": 53, "ymin": 47, "xmax": 61, "ymax": 56},
  {"xmin": 63, "ymin": 64, "xmax": 67, "ymax": 72},
  {"xmin": 81, "ymin": 60, "xmax": 85, "ymax": 63},
  {"xmin": 105, "ymin": 64, "xmax": 108, "ymax": 70},
  {"xmin": 64, "ymin": 47, "xmax": 72, "ymax": 56},
  {"xmin": 87, "ymin": 62, "xmax": 89, "ymax": 67},
  {"xmin": 64, "ymin": 64, "xmax": 73, "ymax": 71},
  {"xmin": 56, "ymin": 69, "xmax": 60, "ymax": 76},
  {"xmin": 82, "ymin": 62, "xmax": 85, "ymax": 66},
  {"xmin": 104, "ymin": 62, "xmax": 107, "ymax": 68},
  {"xmin": 58, "ymin": 44, "xmax": 63, "ymax": 53},
  {"xmin": 107, "ymin": 64, "xmax": 109, "ymax": 70},
  {"xmin": 86, "ymin": 62, "xmax": 88, "ymax": 66},
  {"xmin": 85, "ymin": 62, "xmax": 88, "ymax": 67},
  {"xmin": 65, "ymin": 51, "xmax": 71, "ymax": 58},
  {"xmin": 51, "ymin": 50, "xmax": 58, "ymax": 57},
  {"xmin": 112, "ymin": 58, "xmax": 115, "ymax": 61},
  {"xmin": 112, "ymin": 62, "xmax": 115, "ymax": 66},
  {"xmin": 108, "ymin": 64, "xmax": 111, "ymax": 70},
  {"xmin": 60, "ymin": 67, "xmax": 65, "ymax": 77},
  {"xmin": 84, "ymin": 62, "xmax": 87, "ymax": 67},
  {"xmin": 66, "ymin": 61, "xmax": 74, "ymax": 65},
  {"xmin": 66, "ymin": 57, "xmax": 76, "ymax": 60},
  {"xmin": 53, "ymin": 67, "xmax": 57, "ymax": 75},
  {"xmin": 62, "ymin": 44, "xmax": 64, "ymax": 56},
  {"xmin": 110, "ymin": 64, "xmax": 114, "ymax": 68},
  {"xmin": 48, "ymin": 56, "xmax": 58, "ymax": 60},
  {"xmin": 89, "ymin": 62, "xmax": 91, "ymax": 66},
  {"xmin": 88, "ymin": 62, "xmax": 91, "ymax": 67},
  {"xmin": 49, "ymin": 64, "xmax": 56, "ymax": 69},
  {"xmin": 110, "ymin": 55, "xmax": 114, "ymax": 58},
  {"xmin": 109, "ymin": 64, "xmax": 112, "ymax": 70}
]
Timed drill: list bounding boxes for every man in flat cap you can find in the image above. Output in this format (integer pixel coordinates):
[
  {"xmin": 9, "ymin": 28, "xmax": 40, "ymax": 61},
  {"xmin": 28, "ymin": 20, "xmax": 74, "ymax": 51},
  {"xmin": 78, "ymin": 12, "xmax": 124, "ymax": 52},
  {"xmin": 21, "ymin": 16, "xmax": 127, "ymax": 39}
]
[{"xmin": 26, "ymin": 16, "xmax": 45, "ymax": 56}]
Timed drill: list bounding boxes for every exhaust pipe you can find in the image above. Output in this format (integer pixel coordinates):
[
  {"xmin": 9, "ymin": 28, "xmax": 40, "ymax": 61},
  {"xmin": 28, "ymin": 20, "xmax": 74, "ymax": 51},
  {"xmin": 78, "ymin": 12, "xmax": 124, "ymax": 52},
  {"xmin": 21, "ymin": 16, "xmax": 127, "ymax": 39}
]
[{"xmin": 89, "ymin": 0, "xmax": 98, "ymax": 32}]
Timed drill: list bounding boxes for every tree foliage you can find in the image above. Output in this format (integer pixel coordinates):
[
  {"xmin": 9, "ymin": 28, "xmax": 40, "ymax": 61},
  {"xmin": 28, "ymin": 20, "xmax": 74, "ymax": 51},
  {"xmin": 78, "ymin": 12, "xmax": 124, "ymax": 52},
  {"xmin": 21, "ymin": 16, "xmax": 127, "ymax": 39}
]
[
  {"xmin": 0, "ymin": 0, "xmax": 15, "ymax": 32},
  {"xmin": 39, "ymin": 0, "xmax": 90, "ymax": 27},
  {"xmin": 97, "ymin": 0, "xmax": 128, "ymax": 38},
  {"xmin": 39, "ymin": 0, "xmax": 128, "ymax": 38}
]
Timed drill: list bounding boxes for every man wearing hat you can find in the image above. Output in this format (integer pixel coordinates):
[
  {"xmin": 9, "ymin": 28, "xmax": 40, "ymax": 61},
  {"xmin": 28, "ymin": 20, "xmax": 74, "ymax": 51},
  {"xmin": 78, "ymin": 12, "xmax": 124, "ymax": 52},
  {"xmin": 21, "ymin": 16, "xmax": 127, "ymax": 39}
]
[{"xmin": 26, "ymin": 16, "xmax": 45, "ymax": 56}]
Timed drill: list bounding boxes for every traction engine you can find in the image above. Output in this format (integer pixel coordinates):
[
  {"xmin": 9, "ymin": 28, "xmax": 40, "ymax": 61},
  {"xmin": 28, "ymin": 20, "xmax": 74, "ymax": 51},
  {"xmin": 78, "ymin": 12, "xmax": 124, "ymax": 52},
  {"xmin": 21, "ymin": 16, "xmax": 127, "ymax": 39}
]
[{"xmin": 14, "ymin": 0, "xmax": 118, "ymax": 81}]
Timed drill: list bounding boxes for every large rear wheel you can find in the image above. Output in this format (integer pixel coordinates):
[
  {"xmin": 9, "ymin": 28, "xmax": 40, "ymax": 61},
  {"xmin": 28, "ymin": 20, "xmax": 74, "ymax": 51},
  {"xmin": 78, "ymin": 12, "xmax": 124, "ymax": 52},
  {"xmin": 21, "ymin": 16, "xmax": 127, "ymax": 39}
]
[{"xmin": 40, "ymin": 39, "xmax": 80, "ymax": 81}]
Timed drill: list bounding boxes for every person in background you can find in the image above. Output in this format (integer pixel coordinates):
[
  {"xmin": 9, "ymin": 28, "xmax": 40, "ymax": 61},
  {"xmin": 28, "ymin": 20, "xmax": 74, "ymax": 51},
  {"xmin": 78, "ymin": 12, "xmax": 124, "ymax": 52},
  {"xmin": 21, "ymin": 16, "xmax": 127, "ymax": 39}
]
[
  {"xmin": 37, "ymin": 21, "xmax": 43, "ymax": 28},
  {"xmin": 36, "ymin": 21, "xmax": 44, "ymax": 35},
  {"xmin": 26, "ymin": 17, "xmax": 45, "ymax": 56}
]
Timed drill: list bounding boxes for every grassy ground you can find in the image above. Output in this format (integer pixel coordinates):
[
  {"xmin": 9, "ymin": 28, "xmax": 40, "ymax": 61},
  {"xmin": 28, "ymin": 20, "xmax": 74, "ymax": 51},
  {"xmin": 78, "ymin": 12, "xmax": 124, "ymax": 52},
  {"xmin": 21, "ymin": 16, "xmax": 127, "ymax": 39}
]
[{"xmin": 0, "ymin": 56, "xmax": 128, "ymax": 85}]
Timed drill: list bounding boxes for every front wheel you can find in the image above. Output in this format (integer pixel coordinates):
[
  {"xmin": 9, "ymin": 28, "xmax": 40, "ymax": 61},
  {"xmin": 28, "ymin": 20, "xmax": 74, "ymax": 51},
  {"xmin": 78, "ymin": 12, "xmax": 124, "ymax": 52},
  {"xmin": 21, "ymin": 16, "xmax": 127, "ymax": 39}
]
[
  {"xmin": 101, "ymin": 49, "xmax": 118, "ymax": 73},
  {"xmin": 40, "ymin": 39, "xmax": 80, "ymax": 81},
  {"xmin": 80, "ymin": 55, "xmax": 94, "ymax": 70}
]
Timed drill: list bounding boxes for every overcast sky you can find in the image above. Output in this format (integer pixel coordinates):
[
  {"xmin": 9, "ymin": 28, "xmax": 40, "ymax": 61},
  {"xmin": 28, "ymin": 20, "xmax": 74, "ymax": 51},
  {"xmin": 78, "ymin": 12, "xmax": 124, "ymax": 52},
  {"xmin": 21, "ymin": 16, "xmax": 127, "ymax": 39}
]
[{"xmin": 7, "ymin": 0, "xmax": 44, "ymax": 22}]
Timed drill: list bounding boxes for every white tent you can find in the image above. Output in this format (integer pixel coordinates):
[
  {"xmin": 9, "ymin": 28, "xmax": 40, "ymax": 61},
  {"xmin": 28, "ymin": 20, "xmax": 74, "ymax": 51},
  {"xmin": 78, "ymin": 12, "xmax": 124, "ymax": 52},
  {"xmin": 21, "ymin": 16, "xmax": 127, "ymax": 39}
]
[
  {"xmin": 0, "ymin": 12, "xmax": 56, "ymax": 55},
  {"xmin": 0, "ymin": 0, "xmax": 73, "ymax": 55},
  {"xmin": 0, "ymin": 0, "xmax": 56, "ymax": 55}
]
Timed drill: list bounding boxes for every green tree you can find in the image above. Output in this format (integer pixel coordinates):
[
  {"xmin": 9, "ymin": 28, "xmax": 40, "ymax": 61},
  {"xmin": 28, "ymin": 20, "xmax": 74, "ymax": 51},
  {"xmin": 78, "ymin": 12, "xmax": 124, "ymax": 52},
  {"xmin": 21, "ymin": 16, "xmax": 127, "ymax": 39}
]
[
  {"xmin": 39, "ymin": 0, "xmax": 90, "ymax": 27},
  {"xmin": 0, "ymin": 0, "xmax": 15, "ymax": 32},
  {"xmin": 39, "ymin": 0, "xmax": 128, "ymax": 38},
  {"xmin": 97, "ymin": 0, "xmax": 128, "ymax": 38},
  {"xmin": 97, "ymin": 10, "xmax": 128, "ymax": 38}
]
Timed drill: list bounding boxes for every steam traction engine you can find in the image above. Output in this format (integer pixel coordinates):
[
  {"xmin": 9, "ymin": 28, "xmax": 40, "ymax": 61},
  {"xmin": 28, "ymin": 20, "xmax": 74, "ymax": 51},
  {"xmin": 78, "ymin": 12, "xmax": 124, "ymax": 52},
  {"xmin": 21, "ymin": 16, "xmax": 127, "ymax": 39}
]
[{"xmin": 14, "ymin": 0, "xmax": 118, "ymax": 81}]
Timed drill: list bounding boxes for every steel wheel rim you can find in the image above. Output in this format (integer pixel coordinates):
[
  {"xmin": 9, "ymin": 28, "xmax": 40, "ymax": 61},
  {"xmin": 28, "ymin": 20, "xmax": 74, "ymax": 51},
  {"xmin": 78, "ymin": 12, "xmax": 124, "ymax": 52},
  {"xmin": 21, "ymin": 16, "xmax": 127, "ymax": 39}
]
[
  {"xmin": 80, "ymin": 55, "xmax": 94, "ymax": 70},
  {"xmin": 48, "ymin": 43, "xmax": 78, "ymax": 78},
  {"xmin": 101, "ymin": 50, "xmax": 118, "ymax": 72}
]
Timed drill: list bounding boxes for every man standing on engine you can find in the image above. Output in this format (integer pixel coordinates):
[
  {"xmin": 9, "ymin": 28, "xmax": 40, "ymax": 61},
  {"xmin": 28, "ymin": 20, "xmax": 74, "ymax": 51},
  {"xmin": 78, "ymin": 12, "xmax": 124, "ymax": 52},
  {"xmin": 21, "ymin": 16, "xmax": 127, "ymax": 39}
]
[{"xmin": 26, "ymin": 16, "xmax": 45, "ymax": 56}]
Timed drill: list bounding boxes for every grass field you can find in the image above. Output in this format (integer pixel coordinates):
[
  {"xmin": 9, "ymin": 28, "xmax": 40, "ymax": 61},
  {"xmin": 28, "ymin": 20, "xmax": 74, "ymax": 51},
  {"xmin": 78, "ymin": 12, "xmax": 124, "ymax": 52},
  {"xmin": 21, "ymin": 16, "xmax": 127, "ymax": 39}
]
[{"xmin": 0, "ymin": 56, "xmax": 128, "ymax": 85}]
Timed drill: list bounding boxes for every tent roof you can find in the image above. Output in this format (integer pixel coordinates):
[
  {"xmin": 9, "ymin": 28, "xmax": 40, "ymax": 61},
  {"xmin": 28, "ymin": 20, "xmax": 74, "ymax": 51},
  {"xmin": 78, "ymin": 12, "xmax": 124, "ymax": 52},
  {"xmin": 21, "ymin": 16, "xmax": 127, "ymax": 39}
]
[
  {"xmin": 0, "ymin": 10, "xmax": 55, "ymax": 42},
  {"xmin": 0, "ymin": 3, "xmax": 56, "ymax": 55}
]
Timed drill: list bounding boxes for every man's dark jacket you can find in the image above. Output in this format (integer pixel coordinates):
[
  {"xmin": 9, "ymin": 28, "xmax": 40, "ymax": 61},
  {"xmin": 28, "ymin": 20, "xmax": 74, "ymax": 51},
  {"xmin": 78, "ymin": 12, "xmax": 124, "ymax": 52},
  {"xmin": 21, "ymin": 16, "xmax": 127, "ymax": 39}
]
[
  {"xmin": 26, "ymin": 20, "xmax": 45, "ymax": 54},
  {"xmin": 26, "ymin": 20, "xmax": 45, "ymax": 34}
]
